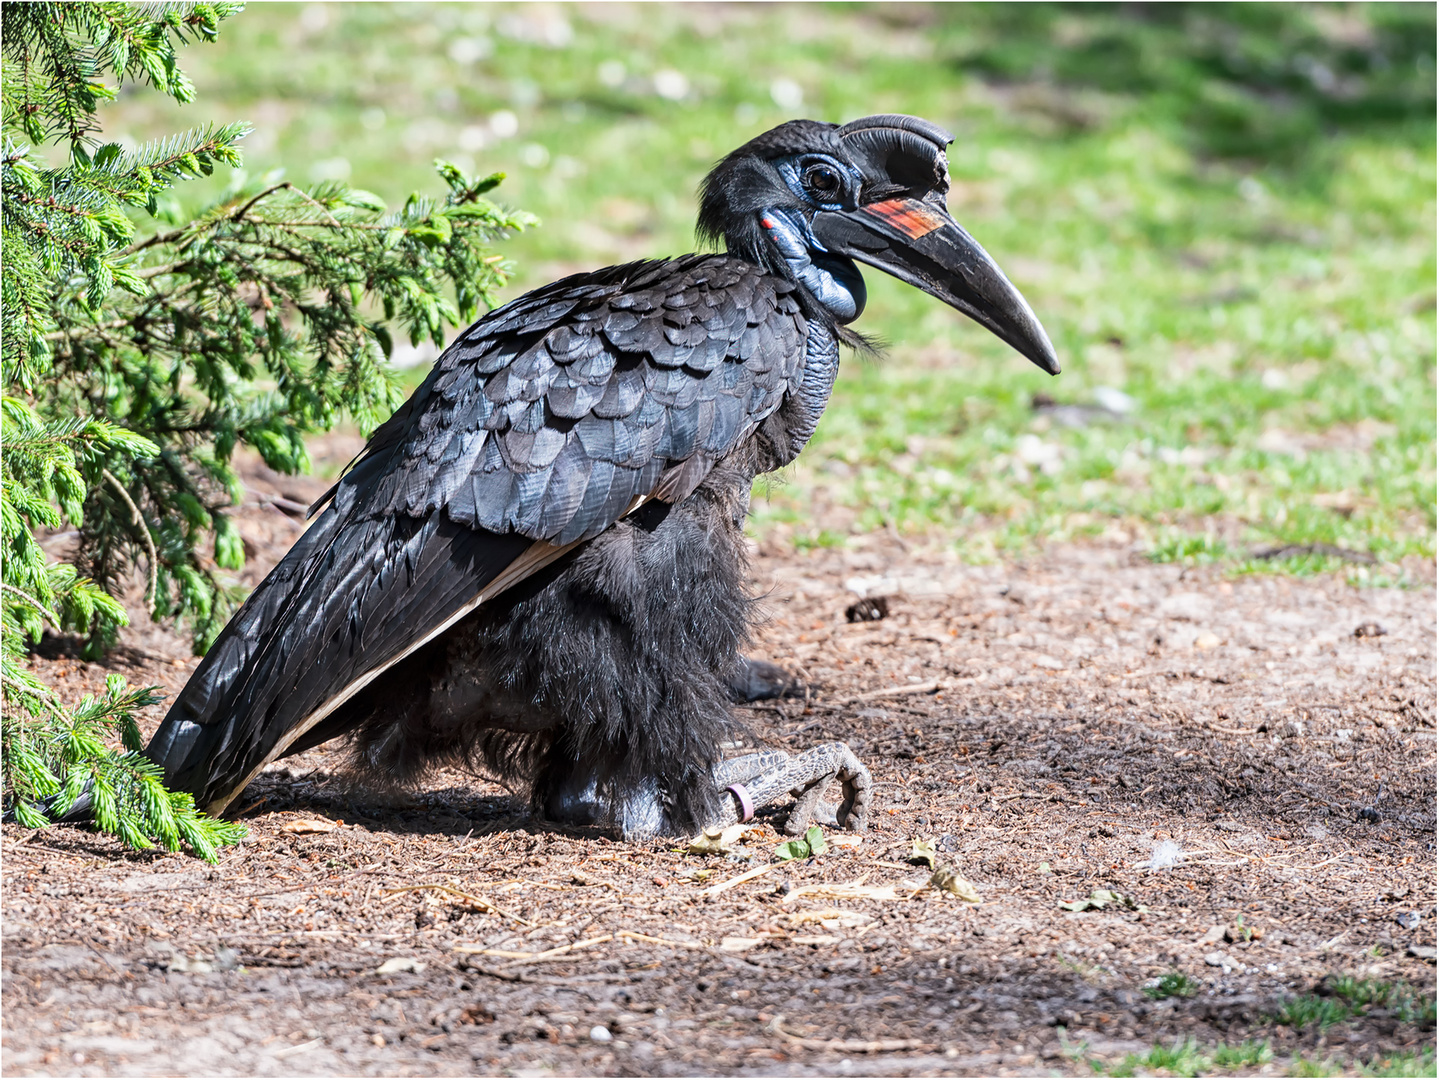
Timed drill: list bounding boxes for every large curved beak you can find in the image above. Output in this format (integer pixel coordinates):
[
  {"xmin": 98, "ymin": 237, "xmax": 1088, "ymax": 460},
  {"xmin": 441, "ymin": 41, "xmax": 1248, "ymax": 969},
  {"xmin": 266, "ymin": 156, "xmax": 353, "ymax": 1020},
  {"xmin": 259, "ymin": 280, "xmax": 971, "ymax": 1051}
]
[{"xmin": 811, "ymin": 196, "xmax": 1060, "ymax": 375}]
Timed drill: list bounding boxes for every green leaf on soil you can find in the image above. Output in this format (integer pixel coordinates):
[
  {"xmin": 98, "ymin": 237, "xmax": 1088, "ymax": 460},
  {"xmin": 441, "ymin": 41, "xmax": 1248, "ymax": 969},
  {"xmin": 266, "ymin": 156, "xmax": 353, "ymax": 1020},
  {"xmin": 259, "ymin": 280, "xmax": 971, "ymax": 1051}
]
[{"xmin": 774, "ymin": 826, "xmax": 827, "ymax": 861}]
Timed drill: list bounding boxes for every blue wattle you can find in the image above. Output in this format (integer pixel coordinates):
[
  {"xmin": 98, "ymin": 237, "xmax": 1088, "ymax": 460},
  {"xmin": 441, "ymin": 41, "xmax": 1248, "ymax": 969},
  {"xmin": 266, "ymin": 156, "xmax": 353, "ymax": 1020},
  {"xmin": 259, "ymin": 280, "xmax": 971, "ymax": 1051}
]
[{"xmin": 760, "ymin": 208, "xmax": 867, "ymax": 323}]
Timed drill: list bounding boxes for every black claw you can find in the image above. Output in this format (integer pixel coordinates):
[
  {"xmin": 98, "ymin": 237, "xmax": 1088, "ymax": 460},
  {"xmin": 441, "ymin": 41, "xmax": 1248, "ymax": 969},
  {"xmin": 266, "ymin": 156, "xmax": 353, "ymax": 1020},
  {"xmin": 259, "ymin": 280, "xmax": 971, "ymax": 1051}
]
[{"xmin": 729, "ymin": 656, "xmax": 804, "ymax": 703}]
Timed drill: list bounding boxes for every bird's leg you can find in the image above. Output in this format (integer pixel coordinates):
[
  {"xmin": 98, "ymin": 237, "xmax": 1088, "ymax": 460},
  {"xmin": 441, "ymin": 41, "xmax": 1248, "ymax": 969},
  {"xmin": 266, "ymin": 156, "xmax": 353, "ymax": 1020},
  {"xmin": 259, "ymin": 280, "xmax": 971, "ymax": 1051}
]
[
  {"xmin": 539, "ymin": 759, "xmax": 674, "ymax": 840},
  {"xmin": 616, "ymin": 776, "xmax": 671, "ymax": 841},
  {"xmin": 728, "ymin": 657, "xmax": 804, "ymax": 703},
  {"xmin": 540, "ymin": 764, "xmax": 607, "ymax": 827},
  {"xmin": 712, "ymin": 743, "xmax": 870, "ymax": 835}
]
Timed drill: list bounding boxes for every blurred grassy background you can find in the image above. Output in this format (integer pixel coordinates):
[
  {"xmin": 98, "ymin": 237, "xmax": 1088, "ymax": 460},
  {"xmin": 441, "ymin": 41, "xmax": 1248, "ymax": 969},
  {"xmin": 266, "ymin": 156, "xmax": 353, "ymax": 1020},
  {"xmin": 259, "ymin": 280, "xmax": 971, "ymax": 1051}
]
[{"xmin": 102, "ymin": 2, "xmax": 1435, "ymax": 577}]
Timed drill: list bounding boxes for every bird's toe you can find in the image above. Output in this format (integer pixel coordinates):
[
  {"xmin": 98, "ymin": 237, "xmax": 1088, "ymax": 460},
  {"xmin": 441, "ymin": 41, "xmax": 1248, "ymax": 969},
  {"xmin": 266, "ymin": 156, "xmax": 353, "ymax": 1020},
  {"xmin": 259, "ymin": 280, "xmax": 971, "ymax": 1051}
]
[
  {"xmin": 835, "ymin": 754, "xmax": 872, "ymax": 832},
  {"xmin": 729, "ymin": 657, "xmax": 805, "ymax": 703}
]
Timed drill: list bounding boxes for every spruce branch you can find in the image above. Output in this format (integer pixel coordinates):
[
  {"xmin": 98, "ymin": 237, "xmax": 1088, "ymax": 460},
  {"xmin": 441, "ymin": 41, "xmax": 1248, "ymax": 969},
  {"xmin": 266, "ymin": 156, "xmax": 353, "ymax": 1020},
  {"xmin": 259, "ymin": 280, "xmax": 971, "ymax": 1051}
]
[
  {"xmin": 3, "ymin": 2, "xmax": 532, "ymax": 861},
  {"xmin": 102, "ymin": 468, "xmax": 158, "ymax": 608},
  {"xmin": 0, "ymin": 582, "xmax": 62, "ymax": 626}
]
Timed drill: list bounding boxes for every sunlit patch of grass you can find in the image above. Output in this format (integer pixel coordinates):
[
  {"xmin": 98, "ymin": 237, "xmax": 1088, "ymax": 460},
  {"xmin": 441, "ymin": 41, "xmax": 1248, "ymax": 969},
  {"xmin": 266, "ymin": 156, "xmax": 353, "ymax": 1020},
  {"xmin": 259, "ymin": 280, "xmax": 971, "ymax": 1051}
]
[
  {"xmin": 1094, "ymin": 1036, "xmax": 1429, "ymax": 1078},
  {"xmin": 790, "ymin": 528, "xmax": 849, "ymax": 553},
  {"xmin": 1094, "ymin": 1037, "xmax": 1279, "ymax": 1076},
  {"xmin": 1213, "ymin": 1040, "xmax": 1273, "ymax": 1070},
  {"xmin": 1148, "ymin": 531, "xmax": 1230, "ymax": 565},
  {"xmin": 1144, "ymin": 970, "xmax": 1202, "ymax": 999},
  {"xmin": 1360, "ymin": 1047, "xmax": 1438, "ymax": 1078},
  {"xmin": 1107, "ymin": 1037, "xmax": 1209, "ymax": 1077},
  {"xmin": 1272, "ymin": 994, "xmax": 1354, "ymax": 1031},
  {"xmin": 96, "ymin": 3, "xmax": 1436, "ymax": 574},
  {"xmin": 1233, "ymin": 553, "xmax": 1360, "ymax": 577},
  {"xmin": 1285, "ymin": 1047, "xmax": 1437, "ymax": 1078},
  {"xmin": 1289, "ymin": 1054, "xmax": 1345, "ymax": 1077}
]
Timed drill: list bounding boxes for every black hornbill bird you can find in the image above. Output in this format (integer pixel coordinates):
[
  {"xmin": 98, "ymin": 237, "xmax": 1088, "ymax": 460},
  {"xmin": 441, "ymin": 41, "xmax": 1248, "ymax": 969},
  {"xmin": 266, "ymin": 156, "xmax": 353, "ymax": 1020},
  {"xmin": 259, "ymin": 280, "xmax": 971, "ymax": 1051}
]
[{"xmin": 144, "ymin": 115, "xmax": 1058, "ymax": 840}]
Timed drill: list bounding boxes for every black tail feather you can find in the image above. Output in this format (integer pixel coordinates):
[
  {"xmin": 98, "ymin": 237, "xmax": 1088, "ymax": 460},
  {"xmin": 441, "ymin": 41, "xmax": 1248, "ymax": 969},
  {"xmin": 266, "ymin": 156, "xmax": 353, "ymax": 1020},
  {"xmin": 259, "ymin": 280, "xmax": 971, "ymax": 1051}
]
[{"xmin": 145, "ymin": 501, "xmax": 531, "ymax": 813}]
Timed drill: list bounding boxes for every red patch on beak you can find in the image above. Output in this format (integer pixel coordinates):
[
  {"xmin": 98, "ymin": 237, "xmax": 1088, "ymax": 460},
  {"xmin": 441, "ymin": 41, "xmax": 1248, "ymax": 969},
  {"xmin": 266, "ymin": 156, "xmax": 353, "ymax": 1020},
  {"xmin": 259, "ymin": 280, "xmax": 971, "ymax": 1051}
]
[{"xmin": 861, "ymin": 198, "xmax": 947, "ymax": 240}]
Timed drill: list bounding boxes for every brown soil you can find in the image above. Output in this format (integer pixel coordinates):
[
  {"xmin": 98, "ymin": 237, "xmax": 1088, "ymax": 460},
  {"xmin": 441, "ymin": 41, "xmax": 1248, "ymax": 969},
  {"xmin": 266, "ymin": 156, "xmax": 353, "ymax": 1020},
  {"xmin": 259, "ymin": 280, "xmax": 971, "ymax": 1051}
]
[{"xmin": 3, "ymin": 447, "xmax": 1435, "ymax": 1077}]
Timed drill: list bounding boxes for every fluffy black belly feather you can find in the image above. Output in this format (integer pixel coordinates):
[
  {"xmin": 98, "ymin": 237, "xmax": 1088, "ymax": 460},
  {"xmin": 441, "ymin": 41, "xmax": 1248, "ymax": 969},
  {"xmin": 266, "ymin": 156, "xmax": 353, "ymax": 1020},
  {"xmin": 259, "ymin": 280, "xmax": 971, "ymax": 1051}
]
[{"xmin": 322, "ymin": 462, "xmax": 756, "ymax": 835}]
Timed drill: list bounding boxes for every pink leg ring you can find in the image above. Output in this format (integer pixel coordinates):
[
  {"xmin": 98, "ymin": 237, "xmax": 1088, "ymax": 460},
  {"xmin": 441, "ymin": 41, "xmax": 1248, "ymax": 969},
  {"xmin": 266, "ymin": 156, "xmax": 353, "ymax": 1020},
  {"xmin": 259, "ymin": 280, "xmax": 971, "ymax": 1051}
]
[{"xmin": 726, "ymin": 783, "xmax": 755, "ymax": 823}]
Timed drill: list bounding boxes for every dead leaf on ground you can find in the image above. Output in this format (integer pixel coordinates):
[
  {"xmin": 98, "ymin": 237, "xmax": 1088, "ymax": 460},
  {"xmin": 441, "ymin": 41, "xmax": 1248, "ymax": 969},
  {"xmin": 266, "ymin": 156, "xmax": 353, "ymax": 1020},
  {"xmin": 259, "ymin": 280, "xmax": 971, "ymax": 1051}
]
[
  {"xmin": 719, "ymin": 936, "xmax": 764, "ymax": 952},
  {"xmin": 782, "ymin": 875, "xmax": 928, "ymax": 903},
  {"xmin": 702, "ymin": 863, "xmax": 771, "ymax": 897},
  {"xmin": 930, "ymin": 865, "xmax": 982, "ymax": 903},
  {"xmin": 1312, "ymin": 490, "xmax": 1361, "ymax": 515},
  {"xmin": 686, "ymin": 823, "xmax": 749, "ymax": 855},
  {"xmin": 280, "ymin": 818, "xmax": 340, "ymax": 834},
  {"xmin": 910, "ymin": 838, "xmax": 938, "ymax": 869},
  {"xmin": 1058, "ymin": 889, "xmax": 1146, "ymax": 912},
  {"xmin": 461, "ymin": 1004, "xmax": 494, "ymax": 1025},
  {"xmin": 374, "ymin": 957, "xmax": 425, "ymax": 975},
  {"xmin": 787, "ymin": 908, "xmax": 875, "ymax": 929}
]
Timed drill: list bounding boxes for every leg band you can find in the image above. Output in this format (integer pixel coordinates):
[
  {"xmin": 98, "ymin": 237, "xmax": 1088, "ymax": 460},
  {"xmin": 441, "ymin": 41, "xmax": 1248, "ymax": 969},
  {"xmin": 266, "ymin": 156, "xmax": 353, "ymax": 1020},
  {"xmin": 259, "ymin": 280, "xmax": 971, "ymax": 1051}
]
[{"xmin": 727, "ymin": 783, "xmax": 755, "ymax": 823}]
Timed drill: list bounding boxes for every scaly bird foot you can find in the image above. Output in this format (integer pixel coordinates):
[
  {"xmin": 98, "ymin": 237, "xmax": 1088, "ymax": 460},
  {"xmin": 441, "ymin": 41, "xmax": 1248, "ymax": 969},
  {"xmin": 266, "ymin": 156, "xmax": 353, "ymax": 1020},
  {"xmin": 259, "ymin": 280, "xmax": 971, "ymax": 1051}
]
[{"xmin": 713, "ymin": 742, "xmax": 870, "ymax": 834}]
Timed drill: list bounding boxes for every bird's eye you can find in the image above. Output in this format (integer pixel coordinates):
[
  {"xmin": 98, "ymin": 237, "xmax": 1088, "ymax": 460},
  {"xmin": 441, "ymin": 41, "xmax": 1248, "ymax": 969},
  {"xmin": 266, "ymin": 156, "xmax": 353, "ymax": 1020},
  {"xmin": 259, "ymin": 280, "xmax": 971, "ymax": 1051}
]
[{"xmin": 804, "ymin": 165, "xmax": 840, "ymax": 195}]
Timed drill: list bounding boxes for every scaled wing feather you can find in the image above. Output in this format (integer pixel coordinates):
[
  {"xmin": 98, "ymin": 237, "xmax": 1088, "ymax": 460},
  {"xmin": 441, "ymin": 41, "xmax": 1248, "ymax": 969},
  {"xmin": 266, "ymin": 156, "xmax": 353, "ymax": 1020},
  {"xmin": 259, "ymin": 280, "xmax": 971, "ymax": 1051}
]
[{"xmin": 147, "ymin": 255, "xmax": 808, "ymax": 813}]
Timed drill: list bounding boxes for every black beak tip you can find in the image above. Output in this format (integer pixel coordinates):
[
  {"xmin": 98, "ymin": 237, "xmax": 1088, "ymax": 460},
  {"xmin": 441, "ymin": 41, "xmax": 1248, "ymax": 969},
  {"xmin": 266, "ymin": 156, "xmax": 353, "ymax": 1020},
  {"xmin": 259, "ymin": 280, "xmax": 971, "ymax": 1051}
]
[{"xmin": 1012, "ymin": 318, "xmax": 1061, "ymax": 376}]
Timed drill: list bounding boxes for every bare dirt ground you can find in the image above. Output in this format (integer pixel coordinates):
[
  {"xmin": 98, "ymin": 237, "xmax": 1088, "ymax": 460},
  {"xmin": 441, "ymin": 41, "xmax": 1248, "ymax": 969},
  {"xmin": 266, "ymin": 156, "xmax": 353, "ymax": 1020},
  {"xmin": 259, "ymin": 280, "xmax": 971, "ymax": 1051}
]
[{"xmin": 3, "ymin": 446, "xmax": 1435, "ymax": 1077}]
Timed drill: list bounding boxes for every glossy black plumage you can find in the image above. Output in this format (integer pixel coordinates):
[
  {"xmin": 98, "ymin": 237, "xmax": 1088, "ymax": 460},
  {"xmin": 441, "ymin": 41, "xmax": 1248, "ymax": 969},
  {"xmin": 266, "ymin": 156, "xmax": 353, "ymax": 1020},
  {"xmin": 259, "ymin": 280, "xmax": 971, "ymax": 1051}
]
[
  {"xmin": 327, "ymin": 255, "xmax": 803, "ymax": 542},
  {"xmin": 143, "ymin": 113, "xmax": 1059, "ymax": 837},
  {"xmin": 151, "ymin": 256, "xmax": 809, "ymax": 818}
]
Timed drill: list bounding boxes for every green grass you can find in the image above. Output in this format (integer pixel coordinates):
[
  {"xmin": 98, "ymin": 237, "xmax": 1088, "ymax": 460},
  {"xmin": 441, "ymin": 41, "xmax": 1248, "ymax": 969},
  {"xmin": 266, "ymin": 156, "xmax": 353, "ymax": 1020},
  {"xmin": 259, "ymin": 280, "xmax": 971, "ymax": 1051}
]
[
  {"xmin": 1273, "ymin": 977, "xmax": 1436, "ymax": 1033},
  {"xmin": 1396, "ymin": 992, "xmax": 1438, "ymax": 1029},
  {"xmin": 1088, "ymin": 1032, "xmax": 1431, "ymax": 1078},
  {"xmin": 1328, "ymin": 976, "xmax": 1407, "ymax": 1010},
  {"xmin": 1099, "ymin": 1041, "xmax": 1434, "ymax": 1078},
  {"xmin": 1359, "ymin": 1047, "xmax": 1438, "ymax": 1078},
  {"xmin": 1213, "ymin": 1040, "xmax": 1274, "ymax": 1070},
  {"xmin": 1274, "ymin": 993, "xmax": 1359, "ymax": 1031},
  {"xmin": 1105, "ymin": 1037, "xmax": 1274, "ymax": 1076},
  {"xmin": 1107, "ymin": 1037, "xmax": 1211, "ymax": 1077},
  {"xmin": 1145, "ymin": 970, "xmax": 1202, "ymax": 1000},
  {"xmin": 1289, "ymin": 1054, "xmax": 1345, "ymax": 1078},
  {"xmin": 96, "ymin": 3, "xmax": 1435, "ymax": 570},
  {"xmin": 1290, "ymin": 1048, "xmax": 1439, "ymax": 1078}
]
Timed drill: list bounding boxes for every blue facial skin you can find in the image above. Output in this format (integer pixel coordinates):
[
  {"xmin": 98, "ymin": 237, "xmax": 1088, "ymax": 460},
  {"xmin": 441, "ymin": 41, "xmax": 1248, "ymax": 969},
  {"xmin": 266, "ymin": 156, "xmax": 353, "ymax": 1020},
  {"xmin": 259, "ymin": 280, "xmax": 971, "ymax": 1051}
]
[
  {"xmin": 772, "ymin": 155, "xmax": 861, "ymax": 213},
  {"xmin": 761, "ymin": 154, "xmax": 868, "ymax": 324},
  {"xmin": 760, "ymin": 208, "xmax": 867, "ymax": 323}
]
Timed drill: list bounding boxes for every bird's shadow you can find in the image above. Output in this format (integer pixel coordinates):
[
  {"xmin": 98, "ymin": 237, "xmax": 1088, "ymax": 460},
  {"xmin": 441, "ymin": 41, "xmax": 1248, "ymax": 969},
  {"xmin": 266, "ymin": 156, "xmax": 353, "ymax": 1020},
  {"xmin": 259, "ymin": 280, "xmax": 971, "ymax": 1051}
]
[
  {"xmin": 232, "ymin": 765, "xmax": 622, "ymax": 843},
  {"xmin": 231, "ymin": 762, "xmax": 806, "ymax": 844}
]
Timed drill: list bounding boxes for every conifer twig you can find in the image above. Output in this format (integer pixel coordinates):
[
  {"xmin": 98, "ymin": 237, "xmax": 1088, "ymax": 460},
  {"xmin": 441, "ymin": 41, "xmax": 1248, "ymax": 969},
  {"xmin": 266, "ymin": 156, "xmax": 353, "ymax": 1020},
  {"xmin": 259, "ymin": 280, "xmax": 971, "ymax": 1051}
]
[
  {"xmin": 102, "ymin": 469, "xmax": 157, "ymax": 607},
  {"xmin": 0, "ymin": 583, "xmax": 61, "ymax": 626},
  {"xmin": 1, "ymin": 671, "xmax": 59, "ymax": 702}
]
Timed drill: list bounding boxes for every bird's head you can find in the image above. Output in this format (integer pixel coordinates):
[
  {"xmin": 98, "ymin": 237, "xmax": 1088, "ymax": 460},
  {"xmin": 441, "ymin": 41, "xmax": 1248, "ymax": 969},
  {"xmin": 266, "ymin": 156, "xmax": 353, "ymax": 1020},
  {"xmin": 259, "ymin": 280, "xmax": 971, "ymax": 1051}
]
[{"xmin": 698, "ymin": 114, "xmax": 1059, "ymax": 374}]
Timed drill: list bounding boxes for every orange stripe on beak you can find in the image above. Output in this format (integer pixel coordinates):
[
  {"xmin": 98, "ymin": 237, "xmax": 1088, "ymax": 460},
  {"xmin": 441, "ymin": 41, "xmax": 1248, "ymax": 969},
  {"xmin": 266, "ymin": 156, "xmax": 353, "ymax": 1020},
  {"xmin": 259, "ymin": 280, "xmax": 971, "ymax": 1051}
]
[{"xmin": 861, "ymin": 198, "xmax": 948, "ymax": 240}]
